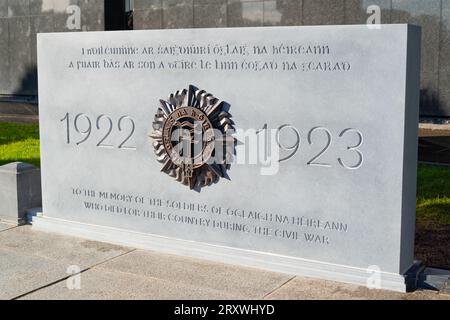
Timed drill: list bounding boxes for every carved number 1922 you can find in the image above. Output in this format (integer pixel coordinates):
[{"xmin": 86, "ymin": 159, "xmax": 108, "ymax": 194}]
[{"xmin": 60, "ymin": 113, "xmax": 136, "ymax": 150}]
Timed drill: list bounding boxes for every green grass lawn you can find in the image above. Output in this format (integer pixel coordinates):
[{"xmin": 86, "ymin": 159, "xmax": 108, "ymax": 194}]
[
  {"xmin": 0, "ymin": 123, "xmax": 40, "ymax": 167},
  {"xmin": 0, "ymin": 122, "xmax": 449, "ymax": 227},
  {"xmin": 417, "ymin": 164, "xmax": 450, "ymax": 227}
]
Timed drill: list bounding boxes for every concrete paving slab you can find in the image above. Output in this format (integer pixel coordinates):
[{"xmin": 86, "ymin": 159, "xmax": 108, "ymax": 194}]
[
  {"xmin": 0, "ymin": 226, "xmax": 133, "ymax": 299},
  {"xmin": 264, "ymin": 276, "xmax": 450, "ymax": 300},
  {"xmin": 95, "ymin": 250, "xmax": 294, "ymax": 299},
  {"xmin": 20, "ymin": 268, "xmax": 244, "ymax": 300},
  {"xmin": 0, "ymin": 225, "xmax": 132, "ymax": 268},
  {"xmin": 2, "ymin": 225, "xmax": 450, "ymax": 300},
  {"xmin": 0, "ymin": 248, "xmax": 71, "ymax": 299},
  {"xmin": 0, "ymin": 222, "xmax": 16, "ymax": 232}
]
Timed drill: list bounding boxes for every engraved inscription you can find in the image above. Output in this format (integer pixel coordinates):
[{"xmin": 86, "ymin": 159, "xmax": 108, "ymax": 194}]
[
  {"xmin": 60, "ymin": 113, "xmax": 136, "ymax": 150},
  {"xmin": 258, "ymin": 124, "xmax": 365, "ymax": 169},
  {"xmin": 307, "ymin": 127, "xmax": 332, "ymax": 167},
  {"xmin": 70, "ymin": 186, "xmax": 350, "ymax": 247}
]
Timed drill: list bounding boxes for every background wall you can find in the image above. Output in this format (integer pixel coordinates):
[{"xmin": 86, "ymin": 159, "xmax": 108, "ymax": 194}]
[
  {"xmin": 133, "ymin": 0, "xmax": 450, "ymax": 118},
  {"xmin": 0, "ymin": 0, "xmax": 449, "ymax": 118},
  {"xmin": 0, "ymin": 0, "xmax": 104, "ymax": 96}
]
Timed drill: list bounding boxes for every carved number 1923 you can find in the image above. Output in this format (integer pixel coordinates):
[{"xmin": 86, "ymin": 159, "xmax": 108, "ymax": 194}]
[
  {"xmin": 60, "ymin": 113, "xmax": 136, "ymax": 150},
  {"xmin": 263, "ymin": 124, "xmax": 364, "ymax": 169}
]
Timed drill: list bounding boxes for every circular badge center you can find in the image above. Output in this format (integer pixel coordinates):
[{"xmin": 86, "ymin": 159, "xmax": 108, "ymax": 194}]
[{"xmin": 162, "ymin": 106, "xmax": 214, "ymax": 169}]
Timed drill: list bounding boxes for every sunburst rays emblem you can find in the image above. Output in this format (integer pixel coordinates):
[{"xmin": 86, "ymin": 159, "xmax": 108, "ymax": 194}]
[{"xmin": 149, "ymin": 85, "xmax": 235, "ymax": 190}]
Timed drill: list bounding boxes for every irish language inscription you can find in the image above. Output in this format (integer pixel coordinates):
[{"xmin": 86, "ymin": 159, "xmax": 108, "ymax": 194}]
[{"xmin": 72, "ymin": 43, "xmax": 351, "ymax": 73}]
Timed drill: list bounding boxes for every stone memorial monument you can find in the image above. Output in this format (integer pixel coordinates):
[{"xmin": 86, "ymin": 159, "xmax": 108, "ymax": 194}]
[{"xmin": 35, "ymin": 25, "xmax": 421, "ymax": 292}]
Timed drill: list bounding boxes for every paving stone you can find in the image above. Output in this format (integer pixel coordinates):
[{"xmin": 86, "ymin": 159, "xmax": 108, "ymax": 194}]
[
  {"xmin": 2, "ymin": 225, "xmax": 449, "ymax": 300},
  {"xmin": 0, "ymin": 248, "xmax": 71, "ymax": 299},
  {"xmin": 0, "ymin": 226, "xmax": 132, "ymax": 269},
  {"xmin": 95, "ymin": 249, "xmax": 294, "ymax": 299},
  {"xmin": 20, "ymin": 268, "xmax": 243, "ymax": 300},
  {"xmin": 0, "ymin": 222, "xmax": 16, "ymax": 232},
  {"xmin": 264, "ymin": 276, "xmax": 450, "ymax": 300}
]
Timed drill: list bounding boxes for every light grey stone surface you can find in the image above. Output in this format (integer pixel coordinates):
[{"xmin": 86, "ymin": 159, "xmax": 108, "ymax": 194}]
[
  {"xmin": 21, "ymin": 248, "xmax": 292, "ymax": 300},
  {"xmin": 264, "ymin": 276, "xmax": 450, "ymax": 300},
  {"xmin": 0, "ymin": 225, "xmax": 131, "ymax": 300},
  {"xmin": 95, "ymin": 249, "xmax": 293, "ymax": 298},
  {"xmin": 20, "ymin": 267, "xmax": 246, "ymax": 300},
  {"xmin": 0, "ymin": 222, "xmax": 15, "ymax": 232},
  {"xmin": 0, "ymin": 224, "xmax": 446, "ymax": 300},
  {"xmin": 0, "ymin": 1, "xmax": 449, "ymax": 118},
  {"xmin": 37, "ymin": 25, "xmax": 421, "ymax": 291},
  {"xmin": 0, "ymin": 248, "xmax": 71, "ymax": 299},
  {"xmin": 0, "ymin": 163, "xmax": 42, "ymax": 224},
  {"xmin": 0, "ymin": 225, "xmax": 131, "ymax": 267},
  {"xmin": 30, "ymin": 214, "xmax": 415, "ymax": 292}
]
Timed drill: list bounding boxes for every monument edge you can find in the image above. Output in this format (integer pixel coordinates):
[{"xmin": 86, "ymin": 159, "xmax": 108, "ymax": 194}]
[{"xmin": 399, "ymin": 24, "xmax": 421, "ymax": 274}]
